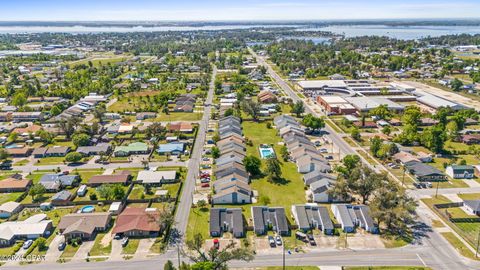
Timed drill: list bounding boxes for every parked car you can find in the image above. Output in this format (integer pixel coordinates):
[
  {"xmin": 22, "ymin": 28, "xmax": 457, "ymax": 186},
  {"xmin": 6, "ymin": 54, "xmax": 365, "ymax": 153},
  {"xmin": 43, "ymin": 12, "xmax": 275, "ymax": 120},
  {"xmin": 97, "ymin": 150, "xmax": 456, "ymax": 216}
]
[
  {"xmin": 201, "ymin": 183, "xmax": 210, "ymax": 188},
  {"xmin": 200, "ymin": 178, "xmax": 210, "ymax": 183},
  {"xmin": 314, "ymin": 141, "xmax": 321, "ymax": 147},
  {"xmin": 325, "ymin": 155, "xmax": 333, "ymax": 160},
  {"xmin": 58, "ymin": 241, "xmax": 66, "ymax": 251},
  {"xmin": 307, "ymin": 234, "xmax": 316, "ymax": 246},
  {"xmin": 268, "ymin": 236, "xmax": 276, "ymax": 247},
  {"xmin": 121, "ymin": 237, "xmax": 129, "ymax": 247},
  {"xmin": 202, "ymin": 157, "xmax": 210, "ymax": 162},
  {"xmin": 63, "ymin": 171, "xmax": 70, "ymax": 175},
  {"xmin": 275, "ymin": 236, "xmax": 282, "ymax": 246},
  {"xmin": 413, "ymin": 182, "xmax": 422, "ymax": 189},
  {"xmin": 319, "ymin": 148, "xmax": 328, "ymax": 153},
  {"xmin": 23, "ymin": 240, "xmax": 33, "ymax": 249},
  {"xmin": 114, "ymin": 233, "xmax": 123, "ymax": 240}
]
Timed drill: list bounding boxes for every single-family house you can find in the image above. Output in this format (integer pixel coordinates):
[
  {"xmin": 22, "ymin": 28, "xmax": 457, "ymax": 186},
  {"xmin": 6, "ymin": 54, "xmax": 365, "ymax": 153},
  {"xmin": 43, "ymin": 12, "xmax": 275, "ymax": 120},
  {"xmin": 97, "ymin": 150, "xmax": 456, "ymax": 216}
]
[
  {"xmin": 114, "ymin": 142, "xmax": 150, "ymax": 157},
  {"xmin": 406, "ymin": 161, "xmax": 446, "ymax": 182},
  {"xmin": 76, "ymin": 143, "xmax": 111, "ymax": 156},
  {"xmin": 0, "ymin": 202, "xmax": 23, "ymax": 218},
  {"xmin": 157, "ymin": 143, "xmax": 185, "ymax": 155},
  {"xmin": 209, "ymin": 208, "xmax": 244, "ymax": 238},
  {"xmin": 58, "ymin": 212, "xmax": 112, "ymax": 240},
  {"xmin": 169, "ymin": 122, "xmax": 194, "ymax": 133},
  {"xmin": 113, "ymin": 207, "xmax": 162, "ymax": 237},
  {"xmin": 0, "ymin": 178, "xmax": 32, "ymax": 193},
  {"xmin": 463, "ymin": 200, "xmax": 480, "ymax": 215},
  {"xmin": 39, "ymin": 174, "xmax": 79, "ymax": 190},
  {"xmin": 0, "ymin": 215, "xmax": 53, "ymax": 247},
  {"xmin": 45, "ymin": 146, "xmax": 70, "ymax": 157},
  {"xmin": 251, "ymin": 206, "xmax": 289, "ymax": 236},
  {"xmin": 446, "ymin": 165, "xmax": 475, "ymax": 179},
  {"xmin": 88, "ymin": 173, "xmax": 131, "ymax": 187},
  {"xmin": 137, "ymin": 170, "xmax": 177, "ymax": 186}
]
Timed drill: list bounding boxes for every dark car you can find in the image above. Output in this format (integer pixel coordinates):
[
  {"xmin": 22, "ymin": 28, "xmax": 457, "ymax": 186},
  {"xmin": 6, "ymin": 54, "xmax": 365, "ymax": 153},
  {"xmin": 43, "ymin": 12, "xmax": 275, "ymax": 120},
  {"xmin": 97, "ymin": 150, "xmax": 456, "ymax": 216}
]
[
  {"xmin": 58, "ymin": 241, "xmax": 66, "ymax": 251},
  {"xmin": 268, "ymin": 236, "xmax": 276, "ymax": 247},
  {"xmin": 307, "ymin": 234, "xmax": 316, "ymax": 246}
]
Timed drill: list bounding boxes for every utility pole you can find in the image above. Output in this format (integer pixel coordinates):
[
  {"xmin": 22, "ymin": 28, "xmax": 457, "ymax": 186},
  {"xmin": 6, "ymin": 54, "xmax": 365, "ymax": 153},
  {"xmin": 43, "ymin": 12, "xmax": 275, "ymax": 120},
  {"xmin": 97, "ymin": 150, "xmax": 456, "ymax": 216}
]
[
  {"xmin": 476, "ymin": 228, "xmax": 480, "ymax": 258},
  {"xmin": 402, "ymin": 165, "xmax": 406, "ymax": 187},
  {"xmin": 177, "ymin": 243, "xmax": 181, "ymax": 268},
  {"xmin": 282, "ymin": 240, "xmax": 285, "ymax": 270},
  {"xmin": 435, "ymin": 180, "xmax": 440, "ymax": 198}
]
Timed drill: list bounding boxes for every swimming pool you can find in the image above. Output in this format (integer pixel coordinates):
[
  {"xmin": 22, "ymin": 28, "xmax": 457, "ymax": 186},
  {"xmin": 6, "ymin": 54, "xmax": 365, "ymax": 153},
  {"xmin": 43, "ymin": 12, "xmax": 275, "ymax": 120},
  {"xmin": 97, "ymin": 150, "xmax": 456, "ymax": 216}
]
[
  {"xmin": 259, "ymin": 146, "xmax": 275, "ymax": 159},
  {"xmin": 81, "ymin": 205, "xmax": 95, "ymax": 213}
]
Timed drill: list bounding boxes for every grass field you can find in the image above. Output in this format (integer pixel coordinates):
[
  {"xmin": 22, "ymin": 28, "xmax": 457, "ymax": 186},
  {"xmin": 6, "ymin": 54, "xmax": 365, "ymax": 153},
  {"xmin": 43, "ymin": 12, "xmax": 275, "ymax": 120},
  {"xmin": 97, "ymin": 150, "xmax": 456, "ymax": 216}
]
[
  {"xmin": 186, "ymin": 207, "xmax": 210, "ymax": 241},
  {"xmin": 89, "ymin": 228, "xmax": 113, "ymax": 257},
  {"xmin": 0, "ymin": 192, "xmax": 23, "ymax": 205},
  {"xmin": 153, "ymin": 112, "xmax": 203, "ymax": 122},
  {"xmin": 441, "ymin": 232, "xmax": 479, "ymax": 261},
  {"xmin": 59, "ymin": 243, "xmax": 80, "ymax": 261},
  {"xmin": 458, "ymin": 193, "xmax": 480, "ymax": 201},
  {"xmin": 121, "ymin": 238, "xmax": 140, "ymax": 255},
  {"xmin": 35, "ymin": 156, "xmax": 66, "ymax": 165}
]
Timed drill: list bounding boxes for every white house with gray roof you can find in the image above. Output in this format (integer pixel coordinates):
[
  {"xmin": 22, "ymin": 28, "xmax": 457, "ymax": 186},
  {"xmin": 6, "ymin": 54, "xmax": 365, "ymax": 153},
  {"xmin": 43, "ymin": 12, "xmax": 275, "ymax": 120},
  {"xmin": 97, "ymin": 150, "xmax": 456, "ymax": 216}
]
[{"xmin": 292, "ymin": 204, "xmax": 334, "ymax": 235}]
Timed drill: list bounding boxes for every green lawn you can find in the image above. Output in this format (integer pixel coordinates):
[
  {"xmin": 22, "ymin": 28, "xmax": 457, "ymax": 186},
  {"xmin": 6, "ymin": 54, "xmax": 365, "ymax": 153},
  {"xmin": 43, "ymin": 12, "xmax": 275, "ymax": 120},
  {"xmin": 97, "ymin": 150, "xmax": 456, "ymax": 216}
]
[
  {"xmin": 0, "ymin": 241, "xmax": 22, "ymax": 256},
  {"xmin": 59, "ymin": 243, "xmax": 80, "ymax": 261},
  {"xmin": 161, "ymin": 182, "xmax": 182, "ymax": 197},
  {"xmin": 35, "ymin": 157, "xmax": 66, "ymax": 165},
  {"xmin": 186, "ymin": 207, "xmax": 210, "ymax": 241},
  {"xmin": 89, "ymin": 228, "xmax": 113, "ymax": 257},
  {"xmin": 241, "ymin": 121, "xmax": 307, "ymax": 220},
  {"xmin": 153, "ymin": 112, "xmax": 203, "ymax": 122},
  {"xmin": 0, "ymin": 192, "xmax": 23, "ymax": 204},
  {"xmin": 121, "ymin": 238, "xmax": 140, "ymax": 255},
  {"xmin": 441, "ymin": 232, "xmax": 480, "ymax": 261},
  {"xmin": 458, "ymin": 193, "xmax": 480, "ymax": 201},
  {"xmin": 128, "ymin": 185, "xmax": 157, "ymax": 200},
  {"xmin": 13, "ymin": 159, "xmax": 29, "ymax": 166}
]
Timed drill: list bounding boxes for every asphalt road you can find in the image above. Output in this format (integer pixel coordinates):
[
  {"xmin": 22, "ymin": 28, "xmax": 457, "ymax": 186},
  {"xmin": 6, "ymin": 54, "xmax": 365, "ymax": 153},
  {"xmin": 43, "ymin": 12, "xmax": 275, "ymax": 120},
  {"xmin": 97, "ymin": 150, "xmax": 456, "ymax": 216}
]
[{"xmin": 172, "ymin": 65, "xmax": 216, "ymax": 241}]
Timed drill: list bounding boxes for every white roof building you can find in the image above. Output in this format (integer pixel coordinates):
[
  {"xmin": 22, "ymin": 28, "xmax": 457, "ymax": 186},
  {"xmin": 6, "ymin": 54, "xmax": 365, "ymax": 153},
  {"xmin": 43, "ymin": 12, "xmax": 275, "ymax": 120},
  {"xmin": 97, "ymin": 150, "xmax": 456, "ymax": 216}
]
[{"xmin": 137, "ymin": 170, "xmax": 177, "ymax": 185}]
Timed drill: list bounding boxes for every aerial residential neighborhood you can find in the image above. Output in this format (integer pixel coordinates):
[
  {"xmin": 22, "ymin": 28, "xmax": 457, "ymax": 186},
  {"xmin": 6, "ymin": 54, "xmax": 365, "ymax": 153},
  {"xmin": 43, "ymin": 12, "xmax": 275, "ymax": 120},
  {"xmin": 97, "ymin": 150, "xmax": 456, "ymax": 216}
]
[{"xmin": 0, "ymin": 1, "xmax": 479, "ymax": 270}]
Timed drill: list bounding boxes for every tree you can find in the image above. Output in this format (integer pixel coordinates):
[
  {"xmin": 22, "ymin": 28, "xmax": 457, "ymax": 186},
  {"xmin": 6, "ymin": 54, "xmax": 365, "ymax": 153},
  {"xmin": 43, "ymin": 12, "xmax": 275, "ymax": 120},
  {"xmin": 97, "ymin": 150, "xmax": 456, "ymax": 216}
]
[
  {"xmin": 291, "ymin": 101, "xmax": 305, "ymax": 117},
  {"xmin": 243, "ymin": 155, "xmax": 261, "ymax": 177},
  {"xmin": 259, "ymin": 195, "xmax": 271, "ymax": 205},
  {"xmin": 11, "ymin": 92, "xmax": 27, "ymax": 107},
  {"xmin": 280, "ymin": 145, "xmax": 289, "ymax": 161},
  {"xmin": 65, "ymin": 152, "xmax": 83, "ymax": 163},
  {"xmin": 97, "ymin": 185, "xmax": 114, "ymax": 200},
  {"xmin": 450, "ymin": 78, "xmax": 463, "ymax": 91},
  {"xmin": 369, "ymin": 104, "xmax": 391, "ymax": 120},
  {"xmin": 164, "ymin": 260, "xmax": 176, "ymax": 270},
  {"xmin": 328, "ymin": 177, "xmax": 350, "ymax": 202},
  {"xmin": 112, "ymin": 184, "xmax": 126, "ymax": 200},
  {"xmin": 370, "ymin": 181, "xmax": 416, "ymax": 235},
  {"xmin": 72, "ymin": 133, "xmax": 91, "ymax": 147},
  {"xmin": 197, "ymin": 200, "xmax": 207, "ymax": 210},
  {"xmin": 302, "ymin": 113, "xmax": 325, "ymax": 131},
  {"xmin": 349, "ymin": 166, "xmax": 385, "ymax": 204},
  {"xmin": 369, "ymin": 136, "xmax": 384, "ymax": 158},
  {"xmin": 185, "ymin": 233, "xmax": 254, "ymax": 270},
  {"xmin": 36, "ymin": 129, "xmax": 55, "ymax": 144},
  {"xmin": 402, "ymin": 106, "xmax": 421, "ymax": 127},
  {"xmin": 336, "ymin": 154, "xmax": 361, "ymax": 177},
  {"xmin": 421, "ymin": 125, "xmax": 446, "ymax": 153},
  {"xmin": 381, "ymin": 126, "xmax": 391, "ymax": 136},
  {"xmin": 445, "ymin": 121, "xmax": 459, "ymax": 140},
  {"xmin": 350, "ymin": 127, "xmax": 361, "ymax": 141},
  {"xmin": 241, "ymin": 100, "xmax": 261, "ymax": 121},
  {"xmin": 36, "ymin": 237, "xmax": 47, "ymax": 251},
  {"xmin": 57, "ymin": 116, "xmax": 80, "ymax": 139},
  {"xmin": 0, "ymin": 149, "xmax": 9, "ymax": 161},
  {"xmin": 265, "ymin": 157, "xmax": 282, "ymax": 183},
  {"xmin": 211, "ymin": 147, "xmax": 220, "ymax": 159},
  {"xmin": 29, "ymin": 183, "xmax": 46, "ymax": 202}
]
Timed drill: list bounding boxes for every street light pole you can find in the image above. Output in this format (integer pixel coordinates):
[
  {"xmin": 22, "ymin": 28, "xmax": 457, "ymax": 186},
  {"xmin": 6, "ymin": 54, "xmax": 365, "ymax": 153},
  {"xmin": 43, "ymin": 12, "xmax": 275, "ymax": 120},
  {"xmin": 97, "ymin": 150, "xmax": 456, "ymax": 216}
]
[
  {"xmin": 283, "ymin": 240, "xmax": 285, "ymax": 270},
  {"xmin": 435, "ymin": 180, "xmax": 440, "ymax": 198}
]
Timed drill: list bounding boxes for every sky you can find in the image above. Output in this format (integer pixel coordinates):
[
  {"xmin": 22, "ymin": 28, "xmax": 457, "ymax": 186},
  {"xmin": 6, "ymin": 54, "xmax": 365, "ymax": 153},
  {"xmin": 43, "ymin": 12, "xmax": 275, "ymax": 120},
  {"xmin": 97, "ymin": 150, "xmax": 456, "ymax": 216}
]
[{"xmin": 1, "ymin": 0, "xmax": 480, "ymax": 21}]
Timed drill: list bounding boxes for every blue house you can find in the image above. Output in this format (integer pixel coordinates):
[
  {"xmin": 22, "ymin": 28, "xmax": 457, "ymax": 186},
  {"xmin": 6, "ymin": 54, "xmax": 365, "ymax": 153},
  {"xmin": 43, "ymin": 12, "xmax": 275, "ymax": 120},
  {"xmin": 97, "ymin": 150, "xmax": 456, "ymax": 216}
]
[{"xmin": 157, "ymin": 143, "xmax": 185, "ymax": 155}]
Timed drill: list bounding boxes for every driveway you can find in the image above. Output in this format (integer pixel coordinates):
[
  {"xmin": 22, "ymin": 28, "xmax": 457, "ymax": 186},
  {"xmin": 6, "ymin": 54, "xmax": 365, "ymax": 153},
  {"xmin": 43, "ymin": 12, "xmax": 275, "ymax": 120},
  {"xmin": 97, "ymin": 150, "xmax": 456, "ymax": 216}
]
[
  {"xmin": 133, "ymin": 238, "xmax": 155, "ymax": 259},
  {"xmin": 44, "ymin": 235, "xmax": 65, "ymax": 262},
  {"xmin": 108, "ymin": 239, "xmax": 123, "ymax": 261},
  {"xmin": 3, "ymin": 244, "xmax": 29, "ymax": 266},
  {"xmin": 70, "ymin": 241, "xmax": 94, "ymax": 262}
]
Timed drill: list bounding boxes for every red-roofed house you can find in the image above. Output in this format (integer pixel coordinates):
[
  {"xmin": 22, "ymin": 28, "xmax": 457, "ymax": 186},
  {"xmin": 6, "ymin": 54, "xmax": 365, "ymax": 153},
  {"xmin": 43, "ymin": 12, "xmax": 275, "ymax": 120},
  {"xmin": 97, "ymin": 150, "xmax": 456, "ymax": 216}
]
[{"xmin": 112, "ymin": 207, "xmax": 162, "ymax": 237}]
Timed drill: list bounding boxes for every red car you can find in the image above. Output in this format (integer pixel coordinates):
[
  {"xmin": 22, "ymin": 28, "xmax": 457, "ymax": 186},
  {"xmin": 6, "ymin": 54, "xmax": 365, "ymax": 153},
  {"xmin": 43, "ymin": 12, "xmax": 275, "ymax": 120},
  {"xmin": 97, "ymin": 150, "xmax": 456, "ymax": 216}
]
[
  {"xmin": 213, "ymin": 238, "xmax": 220, "ymax": 249},
  {"xmin": 201, "ymin": 183, "xmax": 210, "ymax": 188}
]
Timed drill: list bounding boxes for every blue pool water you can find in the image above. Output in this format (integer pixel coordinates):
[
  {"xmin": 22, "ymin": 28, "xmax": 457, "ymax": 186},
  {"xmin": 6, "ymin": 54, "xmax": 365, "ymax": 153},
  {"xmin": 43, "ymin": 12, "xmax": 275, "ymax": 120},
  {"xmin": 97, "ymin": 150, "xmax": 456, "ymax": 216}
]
[
  {"xmin": 81, "ymin": 205, "xmax": 95, "ymax": 213},
  {"xmin": 260, "ymin": 147, "xmax": 275, "ymax": 159},
  {"xmin": 4, "ymin": 144, "xmax": 19, "ymax": 149}
]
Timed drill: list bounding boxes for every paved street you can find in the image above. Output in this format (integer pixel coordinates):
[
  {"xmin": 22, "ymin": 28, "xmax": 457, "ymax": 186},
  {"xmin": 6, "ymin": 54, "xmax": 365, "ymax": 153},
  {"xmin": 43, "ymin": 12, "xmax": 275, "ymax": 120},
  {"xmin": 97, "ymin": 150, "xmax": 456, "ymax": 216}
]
[{"xmin": 171, "ymin": 65, "xmax": 216, "ymax": 242}]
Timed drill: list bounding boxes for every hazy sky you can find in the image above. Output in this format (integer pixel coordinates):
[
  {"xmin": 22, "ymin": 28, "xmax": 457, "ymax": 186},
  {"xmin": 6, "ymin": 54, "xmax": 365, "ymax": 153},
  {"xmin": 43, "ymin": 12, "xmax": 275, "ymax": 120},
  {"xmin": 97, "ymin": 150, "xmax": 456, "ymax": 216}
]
[{"xmin": 1, "ymin": 0, "xmax": 480, "ymax": 21}]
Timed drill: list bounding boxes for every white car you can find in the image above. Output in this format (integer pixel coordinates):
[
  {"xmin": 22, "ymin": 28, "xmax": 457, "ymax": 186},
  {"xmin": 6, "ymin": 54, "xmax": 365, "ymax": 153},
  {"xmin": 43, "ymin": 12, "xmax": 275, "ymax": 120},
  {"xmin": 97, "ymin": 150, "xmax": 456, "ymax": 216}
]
[{"xmin": 23, "ymin": 240, "xmax": 33, "ymax": 249}]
